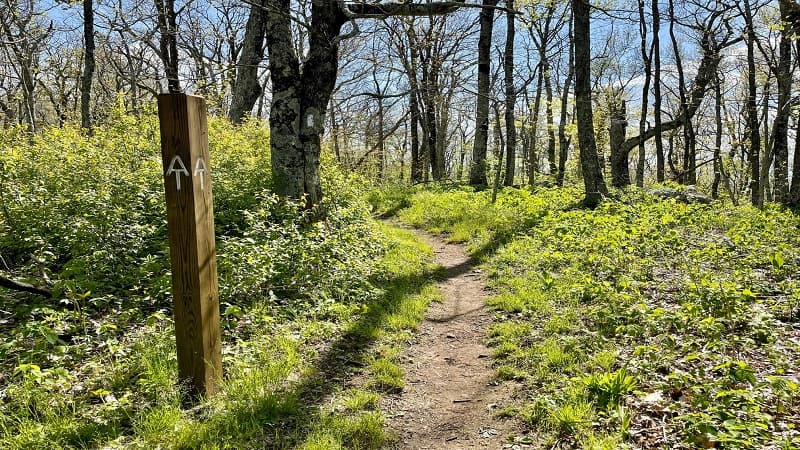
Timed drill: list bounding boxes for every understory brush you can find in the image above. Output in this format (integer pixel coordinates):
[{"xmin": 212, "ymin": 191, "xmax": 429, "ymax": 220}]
[
  {"xmin": 385, "ymin": 185, "xmax": 800, "ymax": 449},
  {"xmin": 0, "ymin": 114, "xmax": 440, "ymax": 448}
]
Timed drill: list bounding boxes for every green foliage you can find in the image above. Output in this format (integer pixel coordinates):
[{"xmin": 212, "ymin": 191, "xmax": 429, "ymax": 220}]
[
  {"xmin": 583, "ymin": 369, "xmax": 637, "ymax": 409},
  {"xmin": 387, "ymin": 185, "xmax": 800, "ymax": 448},
  {"xmin": 0, "ymin": 114, "xmax": 441, "ymax": 449}
]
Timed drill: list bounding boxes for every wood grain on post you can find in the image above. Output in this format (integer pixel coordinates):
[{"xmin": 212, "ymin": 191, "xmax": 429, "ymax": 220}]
[{"xmin": 157, "ymin": 93, "xmax": 222, "ymax": 400}]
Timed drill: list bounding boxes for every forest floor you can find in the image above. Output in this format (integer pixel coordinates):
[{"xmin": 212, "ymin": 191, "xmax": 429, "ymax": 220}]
[{"xmin": 381, "ymin": 224, "xmax": 526, "ymax": 449}]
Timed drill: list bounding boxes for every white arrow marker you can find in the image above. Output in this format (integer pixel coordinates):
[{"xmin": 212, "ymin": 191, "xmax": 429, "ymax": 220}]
[
  {"xmin": 194, "ymin": 158, "xmax": 207, "ymax": 191},
  {"xmin": 166, "ymin": 155, "xmax": 189, "ymax": 191}
]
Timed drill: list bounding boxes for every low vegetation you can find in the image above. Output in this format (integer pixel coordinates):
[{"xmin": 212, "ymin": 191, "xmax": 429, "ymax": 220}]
[
  {"xmin": 374, "ymin": 185, "xmax": 800, "ymax": 449},
  {"xmin": 0, "ymin": 112, "xmax": 441, "ymax": 449}
]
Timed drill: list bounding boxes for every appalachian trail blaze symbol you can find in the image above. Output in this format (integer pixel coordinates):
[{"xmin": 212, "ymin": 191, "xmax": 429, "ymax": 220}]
[{"xmin": 166, "ymin": 155, "xmax": 189, "ymax": 191}]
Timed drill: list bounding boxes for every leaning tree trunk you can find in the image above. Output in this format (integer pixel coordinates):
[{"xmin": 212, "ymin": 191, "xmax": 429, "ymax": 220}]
[
  {"xmin": 229, "ymin": 0, "xmax": 268, "ymax": 124},
  {"xmin": 572, "ymin": 0, "xmax": 608, "ymax": 204},
  {"xmin": 469, "ymin": 0, "xmax": 498, "ymax": 186}
]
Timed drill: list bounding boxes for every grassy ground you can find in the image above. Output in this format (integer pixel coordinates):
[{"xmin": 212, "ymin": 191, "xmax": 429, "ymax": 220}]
[
  {"xmin": 0, "ymin": 222, "xmax": 441, "ymax": 449},
  {"xmin": 372, "ymin": 184, "xmax": 800, "ymax": 449}
]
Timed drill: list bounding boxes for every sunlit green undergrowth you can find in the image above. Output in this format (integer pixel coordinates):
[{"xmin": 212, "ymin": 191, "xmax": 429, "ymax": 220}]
[
  {"xmin": 0, "ymin": 222, "xmax": 439, "ymax": 449},
  {"xmin": 391, "ymin": 186, "xmax": 800, "ymax": 449},
  {"xmin": 0, "ymin": 114, "xmax": 440, "ymax": 448}
]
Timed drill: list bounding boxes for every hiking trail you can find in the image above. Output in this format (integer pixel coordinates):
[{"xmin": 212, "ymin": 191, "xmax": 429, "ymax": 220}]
[{"xmin": 382, "ymin": 225, "xmax": 524, "ymax": 449}]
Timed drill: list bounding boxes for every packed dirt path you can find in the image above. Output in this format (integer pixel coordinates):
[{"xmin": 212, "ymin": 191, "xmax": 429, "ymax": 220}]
[{"xmin": 382, "ymin": 226, "xmax": 520, "ymax": 450}]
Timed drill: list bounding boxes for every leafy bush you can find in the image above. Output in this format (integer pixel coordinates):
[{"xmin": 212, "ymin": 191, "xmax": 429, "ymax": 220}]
[
  {"xmin": 0, "ymin": 111, "xmax": 434, "ymax": 449},
  {"xmin": 389, "ymin": 185, "xmax": 800, "ymax": 448}
]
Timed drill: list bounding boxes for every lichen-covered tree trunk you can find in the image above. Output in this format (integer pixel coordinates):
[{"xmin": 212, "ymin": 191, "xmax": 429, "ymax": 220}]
[
  {"xmin": 261, "ymin": 1, "xmax": 348, "ymax": 209},
  {"xmin": 572, "ymin": 0, "xmax": 608, "ymax": 204},
  {"xmin": 259, "ymin": 1, "xmax": 465, "ymax": 206}
]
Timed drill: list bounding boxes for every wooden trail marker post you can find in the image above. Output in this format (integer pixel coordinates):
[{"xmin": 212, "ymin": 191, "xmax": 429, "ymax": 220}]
[{"xmin": 157, "ymin": 93, "xmax": 222, "ymax": 401}]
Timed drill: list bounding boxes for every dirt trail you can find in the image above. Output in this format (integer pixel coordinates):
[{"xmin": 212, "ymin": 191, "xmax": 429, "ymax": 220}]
[{"xmin": 382, "ymin": 227, "xmax": 520, "ymax": 450}]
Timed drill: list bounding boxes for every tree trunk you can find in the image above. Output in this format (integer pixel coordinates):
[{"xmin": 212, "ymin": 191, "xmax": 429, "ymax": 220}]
[
  {"xmin": 652, "ymin": 0, "xmax": 664, "ymax": 182},
  {"xmin": 609, "ymin": 94, "xmax": 629, "ymax": 187},
  {"xmin": 668, "ymin": 0, "xmax": 695, "ymax": 185},
  {"xmin": 407, "ymin": 28, "xmax": 424, "ymax": 183},
  {"xmin": 469, "ymin": 0, "xmax": 498, "ymax": 186},
  {"xmin": 572, "ymin": 0, "xmax": 608, "ymax": 204},
  {"xmin": 377, "ymin": 95, "xmax": 385, "ymax": 180},
  {"xmin": 503, "ymin": 1, "xmax": 516, "ymax": 186},
  {"xmin": 743, "ymin": 0, "xmax": 762, "ymax": 207},
  {"xmin": 773, "ymin": 0, "xmax": 792, "ymax": 204},
  {"xmin": 20, "ymin": 61, "xmax": 36, "ymax": 133},
  {"xmin": 422, "ymin": 77, "xmax": 440, "ymax": 179},
  {"xmin": 229, "ymin": 0, "xmax": 267, "ymax": 124},
  {"xmin": 81, "ymin": 0, "xmax": 95, "ymax": 130},
  {"xmin": 636, "ymin": 0, "xmax": 652, "ymax": 187},
  {"xmin": 456, "ymin": 126, "xmax": 466, "ymax": 181},
  {"xmin": 491, "ymin": 103, "xmax": 505, "ymax": 202},
  {"xmin": 409, "ymin": 90, "xmax": 423, "ymax": 182},
  {"xmin": 712, "ymin": 73, "xmax": 722, "ymax": 199},
  {"xmin": 0, "ymin": 274, "xmax": 52, "ymax": 298},
  {"xmin": 528, "ymin": 64, "xmax": 543, "ymax": 185},
  {"xmin": 544, "ymin": 59, "xmax": 557, "ymax": 177},
  {"xmin": 790, "ymin": 113, "xmax": 800, "ymax": 206},
  {"xmin": 761, "ymin": 81, "xmax": 773, "ymax": 203},
  {"xmin": 556, "ymin": 21, "xmax": 574, "ymax": 187},
  {"xmin": 154, "ymin": 0, "xmax": 181, "ymax": 93},
  {"xmin": 263, "ymin": 1, "xmax": 346, "ymax": 208}
]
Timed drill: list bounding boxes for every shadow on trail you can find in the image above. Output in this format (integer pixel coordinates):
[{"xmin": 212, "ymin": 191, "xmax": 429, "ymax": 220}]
[
  {"xmin": 276, "ymin": 227, "xmax": 503, "ymax": 448},
  {"xmin": 436, "ymin": 257, "xmax": 479, "ymax": 280},
  {"xmin": 189, "ymin": 236, "xmax": 487, "ymax": 449},
  {"xmin": 427, "ymin": 306, "xmax": 485, "ymax": 324}
]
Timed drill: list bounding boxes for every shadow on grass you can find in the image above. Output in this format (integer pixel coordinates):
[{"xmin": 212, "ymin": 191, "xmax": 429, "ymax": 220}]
[{"xmin": 182, "ymin": 259, "xmax": 457, "ymax": 448}]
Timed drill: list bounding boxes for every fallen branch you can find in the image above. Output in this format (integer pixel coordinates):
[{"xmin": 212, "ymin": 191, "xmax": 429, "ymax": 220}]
[{"xmin": 0, "ymin": 274, "xmax": 52, "ymax": 298}]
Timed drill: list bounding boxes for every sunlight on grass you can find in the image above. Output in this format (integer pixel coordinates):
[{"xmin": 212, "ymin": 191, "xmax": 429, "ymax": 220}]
[{"xmin": 387, "ymin": 186, "xmax": 800, "ymax": 448}]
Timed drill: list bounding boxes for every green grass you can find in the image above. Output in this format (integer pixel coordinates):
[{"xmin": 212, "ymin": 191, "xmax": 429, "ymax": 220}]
[
  {"xmin": 0, "ymin": 223, "xmax": 440, "ymax": 449},
  {"xmin": 376, "ymin": 185, "xmax": 800, "ymax": 449}
]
